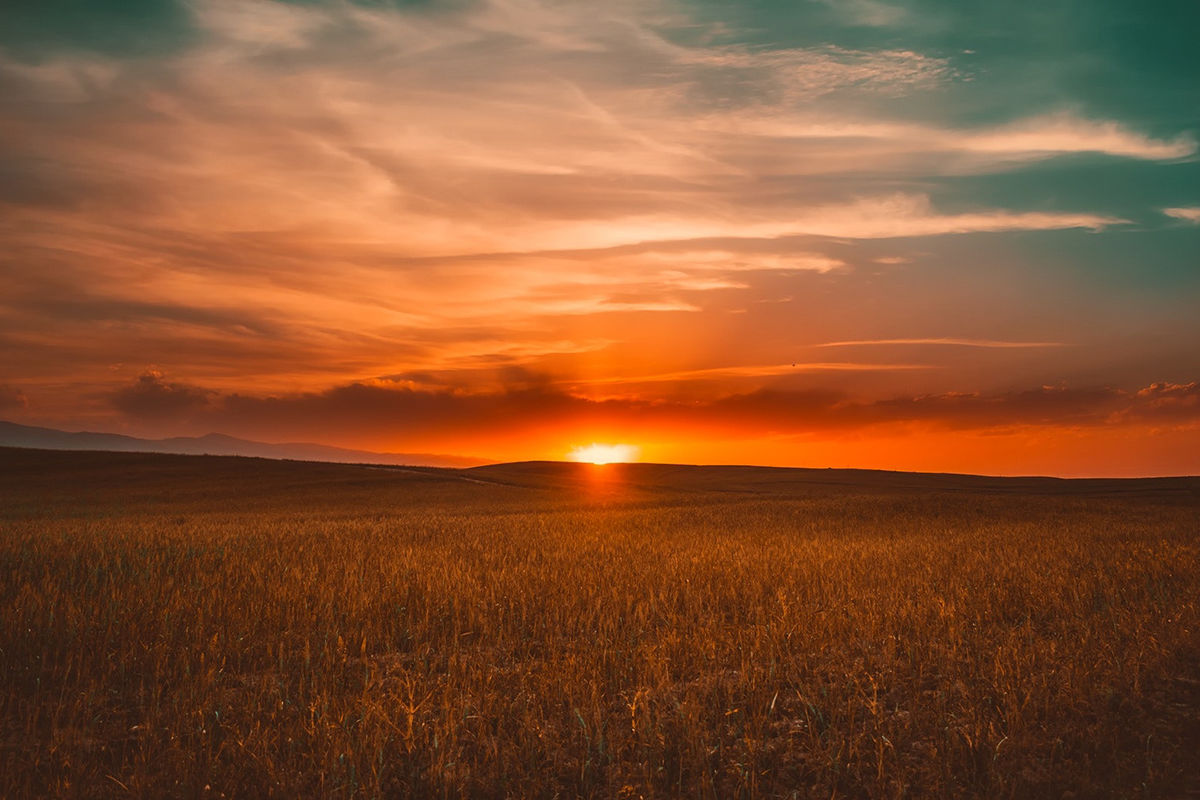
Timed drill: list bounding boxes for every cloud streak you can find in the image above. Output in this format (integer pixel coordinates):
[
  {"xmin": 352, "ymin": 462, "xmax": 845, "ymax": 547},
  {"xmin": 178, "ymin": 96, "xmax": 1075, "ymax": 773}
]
[
  {"xmin": 100, "ymin": 374, "xmax": 1200, "ymax": 449},
  {"xmin": 816, "ymin": 339, "xmax": 1065, "ymax": 349},
  {"xmin": 1163, "ymin": 207, "xmax": 1200, "ymax": 224}
]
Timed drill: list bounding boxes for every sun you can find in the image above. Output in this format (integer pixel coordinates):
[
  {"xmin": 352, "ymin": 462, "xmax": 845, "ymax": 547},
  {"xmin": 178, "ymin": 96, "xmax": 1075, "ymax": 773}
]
[{"xmin": 566, "ymin": 443, "xmax": 640, "ymax": 465}]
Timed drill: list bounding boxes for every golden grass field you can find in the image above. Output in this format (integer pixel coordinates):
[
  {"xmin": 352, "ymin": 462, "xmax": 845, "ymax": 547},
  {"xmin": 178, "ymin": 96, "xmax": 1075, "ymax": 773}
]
[{"xmin": 1, "ymin": 447, "xmax": 1198, "ymax": 798}]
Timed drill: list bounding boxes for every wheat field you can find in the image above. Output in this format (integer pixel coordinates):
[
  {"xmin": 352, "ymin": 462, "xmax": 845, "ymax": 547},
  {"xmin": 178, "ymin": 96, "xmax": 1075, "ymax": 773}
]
[{"xmin": 1, "ymin": 447, "xmax": 1198, "ymax": 798}]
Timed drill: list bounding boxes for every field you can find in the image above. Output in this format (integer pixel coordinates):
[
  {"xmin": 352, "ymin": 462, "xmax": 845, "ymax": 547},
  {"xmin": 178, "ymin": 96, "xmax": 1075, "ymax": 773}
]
[{"xmin": 1, "ymin": 447, "xmax": 1198, "ymax": 798}]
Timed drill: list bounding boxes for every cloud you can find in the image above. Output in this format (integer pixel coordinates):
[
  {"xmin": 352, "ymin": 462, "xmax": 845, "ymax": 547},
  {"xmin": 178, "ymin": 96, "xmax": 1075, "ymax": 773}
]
[
  {"xmin": 701, "ymin": 384, "xmax": 1138, "ymax": 432},
  {"xmin": 469, "ymin": 194, "xmax": 1123, "ymax": 253},
  {"xmin": 111, "ymin": 371, "xmax": 212, "ymax": 419},
  {"xmin": 0, "ymin": 1, "xmax": 1143, "ymax": 266},
  {"xmin": 1122, "ymin": 381, "xmax": 1200, "ymax": 422},
  {"xmin": 715, "ymin": 112, "xmax": 1196, "ymax": 174},
  {"xmin": 811, "ymin": 0, "xmax": 908, "ymax": 27},
  {"xmin": 960, "ymin": 113, "xmax": 1196, "ymax": 161},
  {"xmin": 565, "ymin": 361, "xmax": 933, "ymax": 389},
  {"xmin": 1162, "ymin": 207, "xmax": 1200, "ymax": 224},
  {"xmin": 816, "ymin": 338, "xmax": 1064, "ymax": 349},
  {"xmin": 101, "ymin": 375, "xmax": 1200, "ymax": 446},
  {"xmin": 190, "ymin": 0, "xmax": 327, "ymax": 49}
]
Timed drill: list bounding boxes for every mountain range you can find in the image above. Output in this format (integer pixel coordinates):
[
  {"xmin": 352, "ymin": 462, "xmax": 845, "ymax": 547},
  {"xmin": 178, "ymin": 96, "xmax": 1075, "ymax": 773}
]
[{"xmin": 0, "ymin": 420, "xmax": 484, "ymax": 468}]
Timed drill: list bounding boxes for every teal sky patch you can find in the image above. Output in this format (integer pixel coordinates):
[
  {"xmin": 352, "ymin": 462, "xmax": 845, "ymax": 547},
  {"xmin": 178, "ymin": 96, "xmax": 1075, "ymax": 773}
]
[{"xmin": 0, "ymin": 0, "xmax": 194, "ymax": 58}]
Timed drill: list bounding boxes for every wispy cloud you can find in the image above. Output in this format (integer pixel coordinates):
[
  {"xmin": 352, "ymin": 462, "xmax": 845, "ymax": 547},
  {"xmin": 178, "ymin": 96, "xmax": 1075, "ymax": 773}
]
[
  {"xmin": 714, "ymin": 112, "xmax": 1195, "ymax": 175},
  {"xmin": 816, "ymin": 338, "xmax": 1065, "ymax": 348},
  {"xmin": 961, "ymin": 113, "xmax": 1196, "ymax": 161},
  {"xmin": 812, "ymin": 0, "xmax": 909, "ymax": 27},
  {"xmin": 564, "ymin": 360, "xmax": 934, "ymax": 389},
  {"xmin": 1162, "ymin": 207, "xmax": 1200, "ymax": 224}
]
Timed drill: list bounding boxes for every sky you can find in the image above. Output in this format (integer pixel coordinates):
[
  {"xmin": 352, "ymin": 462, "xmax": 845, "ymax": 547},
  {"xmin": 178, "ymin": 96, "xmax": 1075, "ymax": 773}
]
[{"xmin": 1, "ymin": 0, "xmax": 1198, "ymax": 475}]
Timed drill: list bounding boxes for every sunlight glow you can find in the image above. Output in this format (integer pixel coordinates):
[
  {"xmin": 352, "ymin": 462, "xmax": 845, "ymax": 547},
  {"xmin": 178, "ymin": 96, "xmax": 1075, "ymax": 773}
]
[{"xmin": 567, "ymin": 443, "xmax": 640, "ymax": 465}]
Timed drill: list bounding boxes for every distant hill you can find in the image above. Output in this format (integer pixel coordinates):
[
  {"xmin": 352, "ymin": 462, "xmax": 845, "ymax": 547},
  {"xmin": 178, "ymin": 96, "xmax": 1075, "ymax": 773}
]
[
  {"xmin": 0, "ymin": 420, "xmax": 484, "ymax": 468},
  {"xmin": 2, "ymin": 447, "xmax": 1196, "ymax": 507},
  {"xmin": 465, "ymin": 460, "xmax": 1200, "ymax": 498}
]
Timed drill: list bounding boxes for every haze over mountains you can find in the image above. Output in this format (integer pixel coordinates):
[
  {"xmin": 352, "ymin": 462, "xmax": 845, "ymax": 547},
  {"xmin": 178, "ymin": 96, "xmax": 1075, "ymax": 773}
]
[{"xmin": 0, "ymin": 421, "xmax": 483, "ymax": 468}]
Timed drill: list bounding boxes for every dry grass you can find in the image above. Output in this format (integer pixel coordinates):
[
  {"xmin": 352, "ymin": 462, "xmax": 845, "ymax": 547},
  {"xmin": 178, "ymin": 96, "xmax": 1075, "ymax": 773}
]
[{"xmin": 1, "ymin": 448, "xmax": 1198, "ymax": 798}]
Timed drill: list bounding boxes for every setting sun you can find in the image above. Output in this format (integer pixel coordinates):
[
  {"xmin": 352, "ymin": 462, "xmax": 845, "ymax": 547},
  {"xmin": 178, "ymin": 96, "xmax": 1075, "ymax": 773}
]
[{"xmin": 566, "ymin": 443, "xmax": 640, "ymax": 465}]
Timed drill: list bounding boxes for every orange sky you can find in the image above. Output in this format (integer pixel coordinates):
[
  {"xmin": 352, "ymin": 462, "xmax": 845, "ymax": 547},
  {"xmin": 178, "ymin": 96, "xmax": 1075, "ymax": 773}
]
[{"xmin": 1, "ymin": 0, "xmax": 1198, "ymax": 475}]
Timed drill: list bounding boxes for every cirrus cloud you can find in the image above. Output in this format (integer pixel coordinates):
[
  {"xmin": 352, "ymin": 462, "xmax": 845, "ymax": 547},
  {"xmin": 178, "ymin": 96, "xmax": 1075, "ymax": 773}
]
[{"xmin": 1162, "ymin": 207, "xmax": 1200, "ymax": 224}]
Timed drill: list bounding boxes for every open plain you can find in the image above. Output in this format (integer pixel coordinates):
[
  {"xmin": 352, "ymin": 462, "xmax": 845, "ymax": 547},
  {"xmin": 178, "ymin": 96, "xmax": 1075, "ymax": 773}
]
[{"xmin": 1, "ymin": 447, "xmax": 1198, "ymax": 798}]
